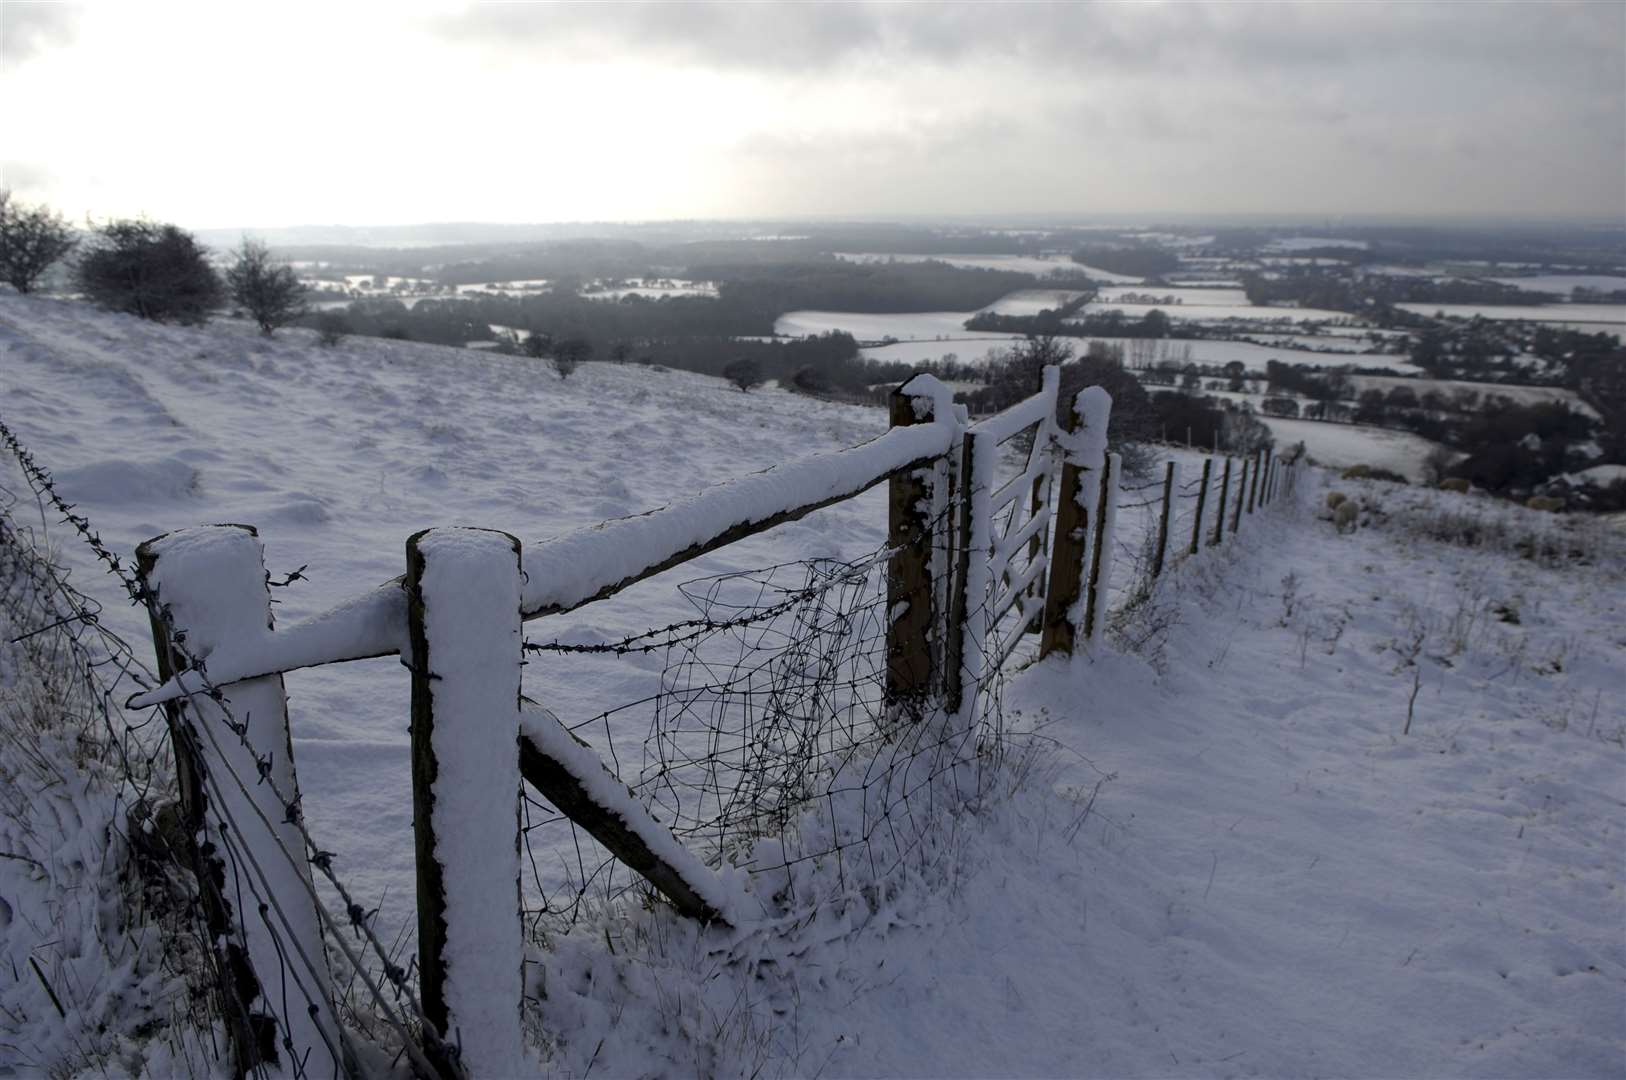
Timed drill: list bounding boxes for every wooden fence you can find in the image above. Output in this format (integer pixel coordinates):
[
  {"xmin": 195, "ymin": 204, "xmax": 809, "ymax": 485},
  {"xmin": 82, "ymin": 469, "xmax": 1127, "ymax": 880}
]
[{"xmin": 126, "ymin": 369, "xmax": 1298, "ymax": 1077}]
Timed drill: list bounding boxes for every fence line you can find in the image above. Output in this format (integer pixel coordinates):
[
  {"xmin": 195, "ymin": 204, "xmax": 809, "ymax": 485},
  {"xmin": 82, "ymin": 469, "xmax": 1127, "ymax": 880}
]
[{"xmin": 0, "ymin": 377, "xmax": 1307, "ymax": 1078}]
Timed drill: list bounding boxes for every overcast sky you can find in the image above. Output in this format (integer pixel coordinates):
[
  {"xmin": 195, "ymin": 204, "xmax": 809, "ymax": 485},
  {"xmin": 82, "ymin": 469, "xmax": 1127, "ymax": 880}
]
[{"xmin": 2, "ymin": 1, "xmax": 1622, "ymax": 229}]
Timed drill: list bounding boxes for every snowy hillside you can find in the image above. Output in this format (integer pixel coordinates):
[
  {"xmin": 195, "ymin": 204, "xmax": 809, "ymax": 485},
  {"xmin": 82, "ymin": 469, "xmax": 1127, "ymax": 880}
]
[{"xmin": 2, "ymin": 292, "xmax": 1623, "ymax": 1077}]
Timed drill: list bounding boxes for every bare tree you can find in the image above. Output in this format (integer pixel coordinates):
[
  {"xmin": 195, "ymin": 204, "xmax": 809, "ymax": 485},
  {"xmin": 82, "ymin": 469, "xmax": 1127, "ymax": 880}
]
[
  {"xmin": 226, "ymin": 238, "xmax": 306, "ymax": 335},
  {"xmin": 0, "ymin": 191, "xmax": 77, "ymax": 294}
]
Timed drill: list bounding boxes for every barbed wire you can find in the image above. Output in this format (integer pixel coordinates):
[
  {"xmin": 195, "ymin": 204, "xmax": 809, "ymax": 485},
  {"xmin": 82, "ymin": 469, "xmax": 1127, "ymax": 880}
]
[{"xmin": 0, "ymin": 413, "xmax": 449, "ymax": 1079}]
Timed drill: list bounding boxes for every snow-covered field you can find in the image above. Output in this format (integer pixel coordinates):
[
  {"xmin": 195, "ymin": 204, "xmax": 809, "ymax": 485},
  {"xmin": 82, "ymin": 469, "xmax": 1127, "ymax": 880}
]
[
  {"xmin": 977, "ymin": 288, "xmax": 1088, "ymax": 316},
  {"xmin": 1096, "ymin": 285, "xmax": 1252, "ymax": 307},
  {"xmin": 1075, "ymin": 300, "xmax": 1363, "ymax": 324},
  {"xmin": 1490, "ymin": 274, "xmax": 1626, "ymax": 295},
  {"xmin": 1099, "ymin": 335, "xmax": 1420, "ymax": 374},
  {"xmin": 833, "ymin": 251, "xmax": 1142, "ymax": 284},
  {"xmin": 1397, "ymin": 301, "xmax": 1626, "ymax": 330},
  {"xmin": 860, "ymin": 337, "xmax": 1025, "ymax": 366},
  {"xmin": 1345, "ymin": 375, "xmax": 1598, "ymax": 416},
  {"xmin": 1257, "ymin": 417, "xmax": 1449, "ymax": 481},
  {"xmin": 2, "ymin": 292, "xmax": 1622, "ymax": 1077},
  {"xmin": 775, "ymin": 308, "xmax": 1001, "ymax": 340}
]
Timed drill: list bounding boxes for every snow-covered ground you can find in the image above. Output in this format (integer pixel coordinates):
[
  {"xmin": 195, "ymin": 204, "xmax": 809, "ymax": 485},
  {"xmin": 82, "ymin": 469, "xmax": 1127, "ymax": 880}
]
[
  {"xmin": 977, "ymin": 288, "xmax": 1089, "ymax": 316},
  {"xmin": 1490, "ymin": 275, "xmax": 1626, "ymax": 296},
  {"xmin": 832, "ymin": 251, "xmax": 1142, "ymax": 284},
  {"xmin": 1345, "ymin": 375, "xmax": 1598, "ymax": 417},
  {"xmin": 1075, "ymin": 300, "xmax": 1363, "ymax": 325},
  {"xmin": 775, "ymin": 308, "xmax": 1000, "ymax": 340},
  {"xmin": 1256, "ymin": 417, "xmax": 1450, "ymax": 482},
  {"xmin": 1096, "ymin": 285, "xmax": 1253, "ymax": 307},
  {"xmin": 1396, "ymin": 302, "xmax": 1626, "ymax": 329},
  {"xmin": 2, "ymin": 292, "xmax": 1622, "ymax": 1077}
]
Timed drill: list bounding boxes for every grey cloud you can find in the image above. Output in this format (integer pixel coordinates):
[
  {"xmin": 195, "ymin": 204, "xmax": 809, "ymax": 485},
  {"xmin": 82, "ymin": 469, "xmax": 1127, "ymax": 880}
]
[
  {"xmin": 0, "ymin": 2, "xmax": 80, "ymax": 66},
  {"xmin": 431, "ymin": 1, "xmax": 1622, "ymax": 89}
]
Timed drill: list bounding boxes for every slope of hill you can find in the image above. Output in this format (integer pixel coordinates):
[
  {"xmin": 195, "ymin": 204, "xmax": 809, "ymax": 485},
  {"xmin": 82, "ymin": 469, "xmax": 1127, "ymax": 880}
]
[{"xmin": 1, "ymin": 292, "xmax": 1621, "ymax": 1077}]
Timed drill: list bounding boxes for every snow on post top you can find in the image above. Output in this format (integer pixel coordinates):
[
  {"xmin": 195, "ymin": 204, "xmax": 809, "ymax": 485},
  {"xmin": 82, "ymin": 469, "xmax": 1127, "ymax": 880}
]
[
  {"xmin": 1074, "ymin": 386, "xmax": 1113, "ymax": 458},
  {"xmin": 898, "ymin": 372, "xmax": 955, "ymax": 423}
]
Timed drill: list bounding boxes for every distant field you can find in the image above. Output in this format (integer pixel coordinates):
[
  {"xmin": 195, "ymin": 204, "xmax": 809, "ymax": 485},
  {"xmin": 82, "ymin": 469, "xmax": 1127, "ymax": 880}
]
[
  {"xmin": 1488, "ymin": 274, "xmax": 1626, "ymax": 295},
  {"xmin": 1257, "ymin": 416, "xmax": 1447, "ymax": 482},
  {"xmin": 977, "ymin": 289, "xmax": 1088, "ymax": 316},
  {"xmin": 833, "ymin": 251, "xmax": 1142, "ymax": 284},
  {"xmin": 1344, "ymin": 375, "xmax": 1597, "ymax": 417},
  {"xmin": 1095, "ymin": 285, "xmax": 1252, "ymax": 306},
  {"xmin": 1396, "ymin": 301, "xmax": 1626, "ymax": 330},
  {"xmin": 1072, "ymin": 301, "xmax": 1366, "ymax": 325},
  {"xmin": 775, "ymin": 309, "xmax": 1000, "ymax": 340}
]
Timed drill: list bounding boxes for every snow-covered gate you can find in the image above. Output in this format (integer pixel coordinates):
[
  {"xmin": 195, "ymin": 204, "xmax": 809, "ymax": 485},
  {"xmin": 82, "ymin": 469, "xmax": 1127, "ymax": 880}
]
[{"xmin": 127, "ymin": 368, "xmax": 1123, "ymax": 1078}]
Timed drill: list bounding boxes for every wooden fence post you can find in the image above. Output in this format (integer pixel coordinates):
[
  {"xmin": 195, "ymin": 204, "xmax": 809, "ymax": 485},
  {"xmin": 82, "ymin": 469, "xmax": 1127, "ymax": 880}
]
[
  {"xmin": 1152, "ymin": 460, "xmax": 1178, "ymax": 580},
  {"xmin": 1247, "ymin": 449, "xmax": 1262, "ymax": 513},
  {"xmin": 1231, "ymin": 456, "xmax": 1248, "ymax": 534},
  {"xmin": 1190, "ymin": 457, "xmax": 1212, "ymax": 555},
  {"xmin": 886, "ymin": 383, "xmax": 940, "ymax": 720},
  {"xmin": 137, "ymin": 526, "xmax": 340, "ymax": 1080},
  {"xmin": 1040, "ymin": 387, "xmax": 1111, "ymax": 658},
  {"xmin": 1212, "ymin": 457, "xmax": 1232, "ymax": 546},
  {"xmin": 1081, "ymin": 451, "xmax": 1120, "ymax": 643},
  {"xmin": 407, "ymin": 527, "xmax": 525, "ymax": 1079},
  {"xmin": 945, "ymin": 430, "xmax": 985, "ymax": 712}
]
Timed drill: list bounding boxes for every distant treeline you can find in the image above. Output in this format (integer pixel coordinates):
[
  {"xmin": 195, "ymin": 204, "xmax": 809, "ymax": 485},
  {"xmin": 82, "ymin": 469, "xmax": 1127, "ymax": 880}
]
[{"xmin": 1069, "ymin": 245, "xmax": 1181, "ymax": 279}]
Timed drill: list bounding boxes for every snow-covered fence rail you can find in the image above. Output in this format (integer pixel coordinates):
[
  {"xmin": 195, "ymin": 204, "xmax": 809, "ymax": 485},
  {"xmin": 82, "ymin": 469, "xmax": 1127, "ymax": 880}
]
[{"xmin": 13, "ymin": 368, "xmax": 1134, "ymax": 1076}]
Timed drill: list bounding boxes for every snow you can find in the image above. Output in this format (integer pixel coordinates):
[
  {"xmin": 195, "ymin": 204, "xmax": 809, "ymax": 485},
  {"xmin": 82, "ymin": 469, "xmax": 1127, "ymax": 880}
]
[
  {"xmin": 1096, "ymin": 285, "xmax": 1252, "ymax": 307},
  {"xmin": 4, "ymin": 291, "xmax": 1624, "ymax": 1078},
  {"xmin": 519, "ymin": 701, "xmax": 746, "ymax": 925},
  {"xmin": 1075, "ymin": 300, "xmax": 1362, "ymax": 324},
  {"xmin": 1396, "ymin": 302, "xmax": 1626, "ymax": 328},
  {"xmin": 859, "ymin": 337, "xmax": 1025, "ymax": 366},
  {"xmin": 1264, "ymin": 236, "xmax": 1370, "ymax": 251},
  {"xmin": 1085, "ymin": 336, "xmax": 1421, "ymax": 374},
  {"xmin": 411, "ymin": 527, "xmax": 525, "ymax": 1076},
  {"xmin": 1345, "ymin": 375, "xmax": 1598, "ymax": 417},
  {"xmin": 976, "ymin": 288, "xmax": 1088, "ymax": 316},
  {"xmin": 1255, "ymin": 417, "xmax": 1450, "ymax": 482},
  {"xmin": 775, "ymin": 309, "xmax": 998, "ymax": 341},
  {"xmin": 1489, "ymin": 274, "xmax": 1626, "ymax": 295},
  {"xmin": 140, "ymin": 525, "xmax": 341, "ymax": 1077},
  {"xmin": 832, "ymin": 251, "xmax": 1140, "ymax": 283}
]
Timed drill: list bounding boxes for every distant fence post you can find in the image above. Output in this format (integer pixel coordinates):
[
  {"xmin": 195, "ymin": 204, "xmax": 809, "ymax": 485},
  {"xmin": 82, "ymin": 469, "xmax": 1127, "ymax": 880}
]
[
  {"xmin": 406, "ymin": 527, "xmax": 525, "ymax": 1079},
  {"xmin": 137, "ymin": 525, "xmax": 340, "ymax": 1080},
  {"xmin": 1040, "ymin": 387, "xmax": 1112, "ymax": 658},
  {"xmin": 1231, "ymin": 455, "xmax": 1248, "ymax": 534},
  {"xmin": 1081, "ymin": 451, "xmax": 1120, "ymax": 644},
  {"xmin": 1212, "ymin": 456, "xmax": 1232, "ymax": 546},
  {"xmin": 1190, "ymin": 457, "xmax": 1212, "ymax": 555},
  {"xmin": 1247, "ymin": 449, "xmax": 1262, "ymax": 513},
  {"xmin": 1152, "ymin": 460, "xmax": 1178, "ymax": 580},
  {"xmin": 886, "ymin": 381, "xmax": 942, "ymax": 720}
]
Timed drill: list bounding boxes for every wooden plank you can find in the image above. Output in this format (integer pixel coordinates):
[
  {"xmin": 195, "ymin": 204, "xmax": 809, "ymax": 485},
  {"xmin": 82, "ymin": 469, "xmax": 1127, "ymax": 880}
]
[
  {"xmin": 407, "ymin": 528, "xmax": 525, "ymax": 1079},
  {"xmin": 885, "ymin": 384, "xmax": 939, "ymax": 721},
  {"xmin": 1152, "ymin": 460, "xmax": 1176, "ymax": 579},
  {"xmin": 1039, "ymin": 415, "xmax": 1089, "ymax": 658},
  {"xmin": 517, "ymin": 710, "xmax": 730, "ymax": 926},
  {"xmin": 138, "ymin": 526, "xmax": 339, "ymax": 1080},
  {"xmin": 1081, "ymin": 451, "xmax": 1116, "ymax": 643},
  {"xmin": 1190, "ymin": 458, "xmax": 1212, "ymax": 555}
]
